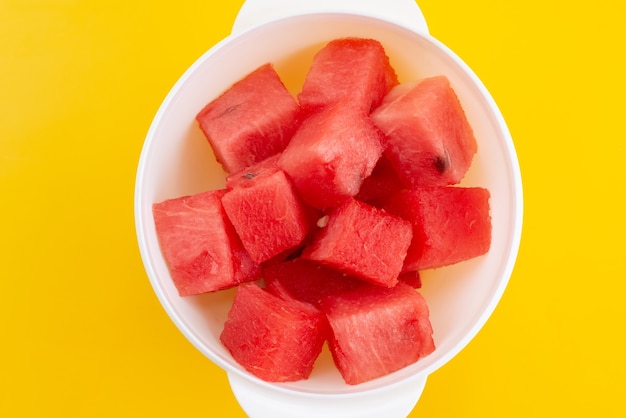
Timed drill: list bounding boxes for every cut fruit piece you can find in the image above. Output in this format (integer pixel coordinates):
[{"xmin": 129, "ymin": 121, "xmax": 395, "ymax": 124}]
[
  {"xmin": 381, "ymin": 186, "xmax": 492, "ymax": 271},
  {"xmin": 320, "ymin": 282, "xmax": 435, "ymax": 385},
  {"xmin": 278, "ymin": 102, "xmax": 384, "ymax": 209},
  {"xmin": 196, "ymin": 63, "xmax": 301, "ymax": 173},
  {"xmin": 152, "ymin": 190, "xmax": 260, "ymax": 296},
  {"xmin": 371, "ymin": 75, "xmax": 477, "ymax": 187},
  {"xmin": 263, "ymin": 258, "xmax": 365, "ymax": 307},
  {"xmin": 221, "ymin": 168, "xmax": 312, "ymax": 264},
  {"xmin": 220, "ymin": 282, "xmax": 327, "ymax": 382},
  {"xmin": 302, "ymin": 198, "xmax": 412, "ymax": 287},
  {"xmin": 298, "ymin": 37, "xmax": 398, "ymax": 113}
]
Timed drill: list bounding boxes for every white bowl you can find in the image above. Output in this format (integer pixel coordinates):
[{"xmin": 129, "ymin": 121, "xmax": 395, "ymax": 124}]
[{"xmin": 135, "ymin": 2, "xmax": 523, "ymax": 417}]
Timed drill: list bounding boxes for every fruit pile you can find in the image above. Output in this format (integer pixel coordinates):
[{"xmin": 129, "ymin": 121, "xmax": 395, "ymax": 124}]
[{"xmin": 152, "ymin": 38, "xmax": 492, "ymax": 385}]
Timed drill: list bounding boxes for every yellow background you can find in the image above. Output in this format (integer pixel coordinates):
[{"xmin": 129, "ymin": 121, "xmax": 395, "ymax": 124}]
[{"xmin": 1, "ymin": 1, "xmax": 624, "ymax": 416}]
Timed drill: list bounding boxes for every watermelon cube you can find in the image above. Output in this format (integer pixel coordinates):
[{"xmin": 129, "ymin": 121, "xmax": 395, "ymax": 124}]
[
  {"xmin": 220, "ymin": 282, "xmax": 327, "ymax": 382},
  {"xmin": 263, "ymin": 258, "xmax": 365, "ymax": 307},
  {"xmin": 302, "ymin": 198, "xmax": 412, "ymax": 287},
  {"xmin": 152, "ymin": 190, "xmax": 260, "ymax": 296},
  {"xmin": 320, "ymin": 282, "xmax": 435, "ymax": 385},
  {"xmin": 221, "ymin": 166, "xmax": 312, "ymax": 264},
  {"xmin": 381, "ymin": 186, "xmax": 492, "ymax": 271},
  {"xmin": 278, "ymin": 102, "xmax": 384, "ymax": 209},
  {"xmin": 298, "ymin": 37, "xmax": 398, "ymax": 113},
  {"xmin": 371, "ymin": 75, "xmax": 478, "ymax": 187},
  {"xmin": 196, "ymin": 63, "xmax": 301, "ymax": 173}
]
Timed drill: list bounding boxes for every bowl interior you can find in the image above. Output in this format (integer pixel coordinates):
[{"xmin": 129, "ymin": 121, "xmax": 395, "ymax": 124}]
[{"xmin": 135, "ymin": 12, "xmax": 521, "ymax": 395}]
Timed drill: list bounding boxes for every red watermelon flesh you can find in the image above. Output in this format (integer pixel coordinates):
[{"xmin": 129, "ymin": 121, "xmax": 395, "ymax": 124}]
[
  {"xmin": 320, "ymin": 282, "xmax": 435, "ymax": 385},
  {"xmin": 298, "ymin": 38, "xmax": 398, "ymax": 113},
  {"xmin": 370, "ymin": 75, "xmax": 477, "ymax": 188},
  {"xmin": 302, "ymin": 198, "xmax": 413, "ymax": 287},
  {"xmin": 355, "ymin": 154, "xmax": 405, "ymax": 204},
  {"xmin": 399, "ymin": 270, "xmax": 422, "ymax": 289},
  {"xmin": 263, "ymin": 258, "xmax": 365, "ymax": 307},
  {"xmin": 152, "ymin": 190, "xmax": 260, "ymax": 296},
  {"xmin": 381, "ymin": 186, "xmax": 492, "ymax": 271},
  {"xmin": 220, "ymin": 282, "xmax": 327, "ymax": 382},
  {"xmin": 278, "ymin": 101, "xmax": 384, "ymax": 210},
  {"xmin": 196, "ymin": 63, "xmax": 301, "ymax": 174},
  {"xmin": 221, "ymin": 168, "xmax": 312, "ymax": 264},
  {"xmin": 225, "ymin": 155, "xmax": 322, "ymax": 246},
  {"xmin": 224, "ymin": 154, "xmax": 281, "ymax": 190}
]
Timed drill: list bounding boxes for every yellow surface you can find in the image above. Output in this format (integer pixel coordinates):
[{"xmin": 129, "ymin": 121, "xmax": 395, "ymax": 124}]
[{"xmin": 1, "ymin": 1, "xmax": 624, "ymax": 417}]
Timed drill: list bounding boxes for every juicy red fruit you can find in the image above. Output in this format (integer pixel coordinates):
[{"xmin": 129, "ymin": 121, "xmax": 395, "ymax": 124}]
[
  {"xmin": 302, "ymin": 198, "xmax": 413, "ymax": 287},
  {"xmin": 371, "ymin": 75, "xmax": 477, "ymax": 187},
  {"xmin": 320, "ymin": 282, "xmax": 435, "ymax": 385},
  {"xmin": 355, "ymin": 154, "xmax": 405, "ymax": 204},
  {"xmin": 152, "ymin": 190, "xmax": 260, "ymax": 296},
  {"xmin": 221, "ymin": 166, "xmax": 312, "ymax": 264},
  {"xmin": 263, "ymin": 258, "xmax": 365, "ymax": 308},
  {"xmin": 298, "ymin": 37, "xmax": 398, "ymax": 113},
  {"xmin": 149, "ymin": 36, "xmax": 501, "ymax": 386},
  {"xmin": 381, "ymin": 186, "xmax": 492, "ymax": 271},
  {"xmin": 278, "ymin": 102, "xmax": 384, "ymax": 210},
  {"xmin": 220, "ymin": 282, "xmax": 327, "ymax": 382},
  {"xmin": 196, "ymin": 63, "xmax": 301, "ymax": 174}
]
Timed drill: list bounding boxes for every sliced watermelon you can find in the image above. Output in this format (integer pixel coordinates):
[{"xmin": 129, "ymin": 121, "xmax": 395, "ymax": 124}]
[
  {"xmin": 381, "ymin": 186, "xmax": 492, "ymax": 271},
  {"xmin": 152, "ymin": 39, "xmax": 494, "ymax": 385},
  {"xmin": 221, "ymin": 167, "xmax": 312, "ymax": 264},
  {"xmin": 355, "ymin": 154, "xmax": 405, "ymax": 204},
  {"xmin": 220, "ymin": 282, "xmax": 327, "ymax": 382},
  {"xmin": 152, "ymin": 190, "xmax": 260, "ymax": 296},
  {"xmin": 298, "ymin": 37, "xmax": 398, "ymax": 113},
  {"xmin": 320, "ymin": 282, "xmax": 435, "ymax": 385},
  {"xmin": 196, "ymin": 63, "xmax": 301, "ymax": 173},
  {"xmin": 302, "ymin": 198, "xmax": 412, "ymax": 287},
  {"xmin": 371, "ymin": 75, "xmax": 477, "ymax": 187},
  {"xmin": 278, "ymin": 101, "xmax": 384, "ymax": 209},
  {"xmin": 263, "ymin": 258, "xmax": 365, "ymax": 307}
]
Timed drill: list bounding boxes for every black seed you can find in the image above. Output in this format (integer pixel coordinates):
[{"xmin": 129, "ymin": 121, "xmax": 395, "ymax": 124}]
[
  {"xmin": 434, "ymin": 150, "xmax": 450, "ymax": 174},
  {"xmin": 216, "ymin": 105, "xmax": 239, "ymax": 119},
  {"xmin": 434, "ymin": 157, "xmax": 447, "ymax": 173},
  {"xmin": 244, "ymin": 172, "xmax": 255, "ymax": 179}
]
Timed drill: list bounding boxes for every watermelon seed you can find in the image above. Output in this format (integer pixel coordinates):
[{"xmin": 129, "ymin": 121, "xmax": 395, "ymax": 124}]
[
  {"xmin": 316, "ymin": 215, "xmax": 329, "ymax": 228},
  {"xmin": 217, "ymin": 105, "xmax": 240, "ymax": 119},
  {"xmin": 434, "ymin": 149, "xmax": 451, "ymax": 174}
]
